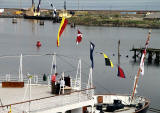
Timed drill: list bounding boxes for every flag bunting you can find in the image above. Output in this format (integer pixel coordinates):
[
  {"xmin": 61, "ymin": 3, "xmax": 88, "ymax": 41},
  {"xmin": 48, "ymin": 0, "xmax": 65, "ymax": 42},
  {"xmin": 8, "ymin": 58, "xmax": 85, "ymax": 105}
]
[
  {"xmin": 76, "ymin": 30, "xmax": 82, "ymax": 45},
  {"xmin": 118, "ymin": 66, "xmax": 125, "ymax": 78},
  {"xmin": 139, "ymin": 30, "xmax": 151, "ymax": 75},
  {"xmin": 103, "ymin": 53, "xmax": 114, "ymax": 68},
  {"xmin": 57, "ymin": 17, "xmax": 68, "ymax": 47}
]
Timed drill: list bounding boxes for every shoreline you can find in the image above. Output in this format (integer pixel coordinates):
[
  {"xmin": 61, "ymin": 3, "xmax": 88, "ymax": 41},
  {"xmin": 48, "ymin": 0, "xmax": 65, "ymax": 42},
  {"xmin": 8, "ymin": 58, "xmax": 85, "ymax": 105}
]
[
  {"xmin": 0, "ymin": 8, "xmax": 160, "ymax": 29},
  {"xmin": 68, "ymin": 10, "xmax": 160, "ymax": 29}
]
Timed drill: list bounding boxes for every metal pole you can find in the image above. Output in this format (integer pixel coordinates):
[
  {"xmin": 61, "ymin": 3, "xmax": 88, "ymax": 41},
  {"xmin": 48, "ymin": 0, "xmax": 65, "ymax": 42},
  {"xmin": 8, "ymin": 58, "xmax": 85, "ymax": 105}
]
[
  {"xmin": 19, "ymin": 54, "xmax": 23, "ymax": 81},
  {"xmin": 62, "ymin": 72, "xmax": 64, "ymax": 94},
  {"xmin": 21, "ymin": 54, "xmax": 23, "ymax": 81},
  {"xmin": 50, "ymin": 55, "xmax": 54, "ymax": 75},
  {"xmin": 79, "ymin": 59, "xmax": 81, "ymax": 90},
  {"xmin": 29, "ymin": 77, "xmax": 32, "ymax": 113},
  {"xmin": 118, "ymin": 40, "xmax": 120, "ymax": 65},
  {"xmin": 50, "ymin": 53, "xmax": 56, "ymax": 75}
]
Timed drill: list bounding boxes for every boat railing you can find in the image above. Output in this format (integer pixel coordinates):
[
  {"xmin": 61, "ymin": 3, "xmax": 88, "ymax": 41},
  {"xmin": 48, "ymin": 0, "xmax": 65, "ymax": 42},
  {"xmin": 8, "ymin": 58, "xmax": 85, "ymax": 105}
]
[
  {"xmin": 0, "ymin": 87, "xmax": 95, "ymax": 113},
  {"xmin": 94, "ymin": 94, "xmax": 147, "ymax": 106},
  {"xmin": 0, "ymin": 73, "xmax": 48, "ymax": 85},
  {"xmin": 131, "ymin": 95, "xmax": 146, "ymax": 105}
]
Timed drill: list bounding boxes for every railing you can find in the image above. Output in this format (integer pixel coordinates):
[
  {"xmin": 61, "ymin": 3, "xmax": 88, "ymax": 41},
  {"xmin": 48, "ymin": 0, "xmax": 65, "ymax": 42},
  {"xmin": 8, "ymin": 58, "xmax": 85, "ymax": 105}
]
[
  {"xmin": 0, "ymin": 73, "xmax": 48, "ymax": 85},
  {"xmin": 0, "ymin": 74, "xmax": 84, "ymax": 89},
  {"xmin": 0, "ymin": 88, "xmax": 95, "ymax": 113}
]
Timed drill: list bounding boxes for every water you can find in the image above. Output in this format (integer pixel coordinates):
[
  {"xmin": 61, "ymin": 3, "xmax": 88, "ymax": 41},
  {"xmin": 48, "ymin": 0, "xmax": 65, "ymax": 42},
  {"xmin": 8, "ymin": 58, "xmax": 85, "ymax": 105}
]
[
  {"xmin": 0, "ymin": 0, "xmax": 160, "ymax": 10},
  {"xmin": 0, "ymin": 18, "xmax": 160, "ymax": 112}
]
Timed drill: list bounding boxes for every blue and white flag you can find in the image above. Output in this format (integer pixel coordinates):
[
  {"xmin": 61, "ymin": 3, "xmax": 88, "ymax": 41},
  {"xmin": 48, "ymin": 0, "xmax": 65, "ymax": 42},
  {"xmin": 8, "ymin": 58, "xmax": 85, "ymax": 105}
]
[{"xmin": 90, "ymin": 42, "xmax": 95, "ymax": 68}]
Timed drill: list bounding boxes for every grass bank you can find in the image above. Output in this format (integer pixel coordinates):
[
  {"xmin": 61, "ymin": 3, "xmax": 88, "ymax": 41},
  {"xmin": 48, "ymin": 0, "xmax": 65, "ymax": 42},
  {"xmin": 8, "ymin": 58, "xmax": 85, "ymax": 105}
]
[{"xmin": 68, "ymin": 11, "xmax": 160, "ymax": 29}]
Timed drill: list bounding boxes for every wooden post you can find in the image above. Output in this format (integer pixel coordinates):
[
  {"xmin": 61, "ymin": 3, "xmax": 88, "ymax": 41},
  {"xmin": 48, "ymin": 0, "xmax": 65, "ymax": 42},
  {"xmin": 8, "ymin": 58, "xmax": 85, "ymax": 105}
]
[
  {"xmin": 118, "ymin": 40, "xmax": 120, "ymax": 65},
  {"xmin": 155, "ymin": 52, "xmax": 160, "ymax": 64},
  {"xmin": 148, "ymin": 51, "xmax": 152, "ymax": 63},
  {"xmin": 134, "ymin": 50, "xmax": 136, "ymax": 62}
]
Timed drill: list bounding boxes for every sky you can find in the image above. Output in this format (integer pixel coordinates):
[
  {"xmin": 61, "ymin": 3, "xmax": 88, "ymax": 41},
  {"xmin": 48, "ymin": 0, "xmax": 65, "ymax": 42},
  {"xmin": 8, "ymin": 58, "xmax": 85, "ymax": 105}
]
[{"xmin": 0, "ymin": 0, "xmax": 160, "ymax": 10}]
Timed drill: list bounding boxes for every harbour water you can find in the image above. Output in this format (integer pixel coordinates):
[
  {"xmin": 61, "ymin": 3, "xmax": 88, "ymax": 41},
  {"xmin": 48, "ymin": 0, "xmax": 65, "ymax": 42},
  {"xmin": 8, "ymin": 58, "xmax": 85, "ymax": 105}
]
[
  {"xmin": 0, "ymin": 0, "xmax": 160, "ymax": 10},
  {"xmin": 0, "ymin": 18, "xmax": 160, "ymax": 112}
]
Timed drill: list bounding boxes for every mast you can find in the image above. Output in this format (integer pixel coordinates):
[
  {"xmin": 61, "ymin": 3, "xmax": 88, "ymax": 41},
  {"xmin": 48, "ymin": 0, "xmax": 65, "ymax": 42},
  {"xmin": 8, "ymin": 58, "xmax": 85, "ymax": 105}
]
[
  {"xmin": 131, "ymin": 30, "xmax": 151, "ymax": 101},
  {"xmin": 118, "ymin": 40, "xmax": 120, "ymax": 66}
]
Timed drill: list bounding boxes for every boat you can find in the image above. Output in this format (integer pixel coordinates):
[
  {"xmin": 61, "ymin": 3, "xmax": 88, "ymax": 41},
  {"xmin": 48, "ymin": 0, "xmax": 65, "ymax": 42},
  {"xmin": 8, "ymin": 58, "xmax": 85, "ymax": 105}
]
[
  {"xmin": 24, "ymin": 0, "xmax": 61, "ymax": 21},
  {"xmin": 0, "ymin": 52, "xmax": 150, "ymax": 113},
  {"xmin": 0, "ymin": 30, "xmax": 151, "ymax": 112}
]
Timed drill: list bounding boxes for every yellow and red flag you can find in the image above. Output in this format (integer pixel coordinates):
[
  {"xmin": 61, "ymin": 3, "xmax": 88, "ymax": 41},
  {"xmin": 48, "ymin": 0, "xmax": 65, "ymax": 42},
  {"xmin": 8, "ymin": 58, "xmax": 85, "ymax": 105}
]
[{"xmin": 57, "ymin": 17, "xmax": 68, "ymax": 47}]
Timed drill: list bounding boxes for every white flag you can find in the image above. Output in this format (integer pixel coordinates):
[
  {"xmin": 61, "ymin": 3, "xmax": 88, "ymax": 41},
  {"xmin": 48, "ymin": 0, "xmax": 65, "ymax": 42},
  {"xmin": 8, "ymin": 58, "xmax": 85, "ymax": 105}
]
[
  {"xmin": 140, "ymin": 51, "xmax": 145, "ymax": 76},
  {"xmin": 133, "ymin": 78, "xmax": 138, "ymax": 94}
]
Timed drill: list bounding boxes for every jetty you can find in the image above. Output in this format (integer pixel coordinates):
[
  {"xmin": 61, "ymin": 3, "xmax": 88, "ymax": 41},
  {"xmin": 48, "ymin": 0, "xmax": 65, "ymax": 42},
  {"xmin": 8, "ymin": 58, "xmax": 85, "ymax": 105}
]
[{"xmin": 130, "ymin": 47, "xmax": 160, "ymax": 64}]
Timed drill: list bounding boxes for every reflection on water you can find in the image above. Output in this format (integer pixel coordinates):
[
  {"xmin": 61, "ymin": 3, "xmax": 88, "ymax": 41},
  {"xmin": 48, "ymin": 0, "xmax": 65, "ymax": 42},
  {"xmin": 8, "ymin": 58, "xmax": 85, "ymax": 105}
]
[{"xmin": 0, "ymin": 18, "xmax": 160, "ymax": 112}]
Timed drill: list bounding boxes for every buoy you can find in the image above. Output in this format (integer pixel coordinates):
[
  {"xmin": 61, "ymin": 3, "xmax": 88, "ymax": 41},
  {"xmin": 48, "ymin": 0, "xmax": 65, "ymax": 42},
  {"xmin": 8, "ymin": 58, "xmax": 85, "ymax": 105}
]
[{"xmin": 36, "ymin": 41, "xmax": 41, "ymax": 47}]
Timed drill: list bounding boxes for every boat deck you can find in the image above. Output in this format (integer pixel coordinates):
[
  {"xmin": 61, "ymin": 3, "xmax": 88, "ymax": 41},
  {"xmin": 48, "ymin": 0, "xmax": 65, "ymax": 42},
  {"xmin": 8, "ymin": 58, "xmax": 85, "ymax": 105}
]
[{"xmin": 0, "ymin": 84, "xmax": 94, "ymax": 113}]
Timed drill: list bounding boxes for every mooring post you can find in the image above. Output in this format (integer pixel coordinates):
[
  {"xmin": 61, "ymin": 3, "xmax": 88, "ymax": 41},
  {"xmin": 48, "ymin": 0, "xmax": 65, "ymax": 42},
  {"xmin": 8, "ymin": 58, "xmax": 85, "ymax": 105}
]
[
  {"xmin": 134, "ymin": 50, "xmax": 136, "ymax": 62},
  {"xmin": 148, "ymin": 51, "xmax": 152, "ymax": 63},
  {"xmin": 155, "ymin": 52, "xmax": 160, "ymax": 64}
]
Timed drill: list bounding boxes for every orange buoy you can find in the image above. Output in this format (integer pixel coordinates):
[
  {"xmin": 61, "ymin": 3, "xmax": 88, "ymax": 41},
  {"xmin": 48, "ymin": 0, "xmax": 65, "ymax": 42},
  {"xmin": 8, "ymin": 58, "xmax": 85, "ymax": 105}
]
[{"xmin": 36, "ymin": 41, "xmax": 41, "ymax": 47}]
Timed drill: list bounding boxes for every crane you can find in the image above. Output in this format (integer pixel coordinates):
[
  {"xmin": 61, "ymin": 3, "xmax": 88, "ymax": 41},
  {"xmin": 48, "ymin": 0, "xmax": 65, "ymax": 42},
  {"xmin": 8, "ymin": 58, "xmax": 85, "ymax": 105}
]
[{"xmin": 46, "ymin": 0, "xmax": 57, "ymax": 17}]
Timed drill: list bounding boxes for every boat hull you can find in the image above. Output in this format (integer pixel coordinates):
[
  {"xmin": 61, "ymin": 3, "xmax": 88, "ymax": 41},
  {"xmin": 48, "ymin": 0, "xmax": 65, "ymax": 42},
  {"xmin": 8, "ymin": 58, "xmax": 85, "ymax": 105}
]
[
  {"xmin": 24, "ymin": 14, "xmax": 61, "ymax": 22},
  {"xmin": 135, "ymin": 102, "xmax": 149, "ymax": 113},
  {"xmin": 94, "ymin": 94, "xmax": 150, "ymax": 113}
]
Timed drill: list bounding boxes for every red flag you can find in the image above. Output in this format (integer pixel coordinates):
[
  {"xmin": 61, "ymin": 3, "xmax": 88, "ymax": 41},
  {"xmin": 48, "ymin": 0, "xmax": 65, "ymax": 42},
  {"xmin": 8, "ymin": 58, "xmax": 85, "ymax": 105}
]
[
  {"xmin": 118, "ymin": 66, "xmax": 125, "ymax": 78},
  {"xmin": 76, "ymin": 30, "xmax": 82, "ymax": 45}
]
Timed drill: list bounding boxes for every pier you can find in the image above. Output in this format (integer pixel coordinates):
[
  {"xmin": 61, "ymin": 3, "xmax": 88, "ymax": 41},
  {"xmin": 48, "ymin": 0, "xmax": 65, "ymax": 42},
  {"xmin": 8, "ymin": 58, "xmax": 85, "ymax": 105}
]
[{"xmin": 130, "ymin": 47, "xmax": 160, "ymax": 64}]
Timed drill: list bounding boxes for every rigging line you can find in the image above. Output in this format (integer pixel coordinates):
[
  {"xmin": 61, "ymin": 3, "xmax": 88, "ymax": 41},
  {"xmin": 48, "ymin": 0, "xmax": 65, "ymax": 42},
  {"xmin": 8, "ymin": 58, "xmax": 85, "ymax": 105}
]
[
  {"xmin": 46, "ymin": 0, "xmax": 56, "ymax": 9},
  {"xmin": 56, "ymin": 56, "xmax": 91, "ymax": 77},
  {"xmin": 56, "ymin": 54, "xmax": 80, "ymax": 60},
  {"xmin": 88, "ymin": 62, "xmax": 131, "ymax": 105},
  {"xmin": 56, "ymin": 56, "xmax": 77, "ymax": 73},
  {"xmin": 0, "ymin": 99, "xmax": 4, "ymax": 111},
  {"xmin": 58, "ymin": 55, "xmax": 77, "ymax": 69},
  {"xmin": 93, "ymin": 79, "xmax": 129, "ymax": 105},
  {"xmin": 62, "ymin": 66, "xmax": 90, "ymax": 75},
  {"xmin": 0, "ymin": 55, "xmax": 19, "ymax": 58},
  {"xmin": 0, "ymin": 53, "xmax": 77, "ymax": 59},
  {"xmin": 0, "ymin": 54, "xmax": 47, "ymax": 59}
]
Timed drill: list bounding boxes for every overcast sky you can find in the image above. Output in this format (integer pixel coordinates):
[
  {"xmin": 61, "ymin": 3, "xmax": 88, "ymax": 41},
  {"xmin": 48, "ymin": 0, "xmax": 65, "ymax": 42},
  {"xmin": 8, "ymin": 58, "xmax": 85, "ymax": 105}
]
[{"xmin": 0, "ymin": 0, "xmax": 160, "ymax": 10}]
